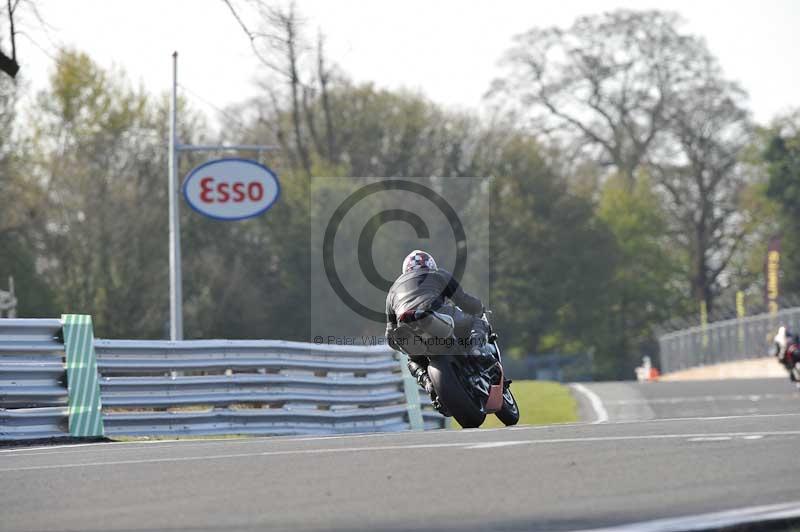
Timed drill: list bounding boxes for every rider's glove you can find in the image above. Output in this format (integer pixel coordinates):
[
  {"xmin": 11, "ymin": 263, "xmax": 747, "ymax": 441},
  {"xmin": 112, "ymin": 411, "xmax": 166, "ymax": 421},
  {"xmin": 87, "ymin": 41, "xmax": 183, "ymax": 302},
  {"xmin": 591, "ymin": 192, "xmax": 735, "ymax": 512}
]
[{"xmin": 386, "ymin": 327, "xmax": 400, "ymax": 351}]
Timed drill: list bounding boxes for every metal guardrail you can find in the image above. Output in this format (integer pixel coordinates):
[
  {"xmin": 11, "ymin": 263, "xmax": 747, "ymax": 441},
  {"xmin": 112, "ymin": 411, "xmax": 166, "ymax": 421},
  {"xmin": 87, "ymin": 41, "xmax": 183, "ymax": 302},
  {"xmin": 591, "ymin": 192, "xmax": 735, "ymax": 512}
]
[
  {"xmin": 94, "ymin": 339, "xmax": 445, "ymax": 437},
  {"xmin": 0, "ymin": 319, "xmax": 69, "ymax": 439},
  {"xmin": 657, "ymin": 307, "xmax": 800, "ymax": 373},
  {"xmin": 1, "ymin": 320, "xmax": 445, "ymax": 440}
]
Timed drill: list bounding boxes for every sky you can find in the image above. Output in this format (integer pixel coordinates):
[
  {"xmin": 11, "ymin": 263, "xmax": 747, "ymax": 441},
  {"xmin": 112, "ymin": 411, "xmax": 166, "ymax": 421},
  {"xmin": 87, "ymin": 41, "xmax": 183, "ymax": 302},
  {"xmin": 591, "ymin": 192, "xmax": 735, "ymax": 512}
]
[{"xmin": 11, "ymin": 0, "xmax": 800, "ymax": 127}]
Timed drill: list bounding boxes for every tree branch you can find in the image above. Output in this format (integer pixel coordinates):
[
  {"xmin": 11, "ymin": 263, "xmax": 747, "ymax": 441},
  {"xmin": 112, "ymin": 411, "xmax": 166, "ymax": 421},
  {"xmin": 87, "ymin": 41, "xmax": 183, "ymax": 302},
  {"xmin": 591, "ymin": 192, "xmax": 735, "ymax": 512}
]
[
  {"xmin": 222, "ymin": 0, "xmax": 291, "ymax": 80},
  {"xmin": 0, "ymin": 0, "xmax": 20, "ymax": 78},
  {"xmin": 709, "ymin": 230, "xmax": 746, "ymax": 283}
]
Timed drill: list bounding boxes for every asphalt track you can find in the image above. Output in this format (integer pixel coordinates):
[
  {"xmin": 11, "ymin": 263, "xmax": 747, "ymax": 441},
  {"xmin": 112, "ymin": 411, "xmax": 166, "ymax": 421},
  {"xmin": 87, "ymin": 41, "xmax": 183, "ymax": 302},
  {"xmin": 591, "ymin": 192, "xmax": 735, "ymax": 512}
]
[
  {"xmin": 1, "ymin": 378, "xmax": 798, "ymax": 532},
  {"xmin": 572, "ymin": 377, "xmax": 800, "ymax": 422}
]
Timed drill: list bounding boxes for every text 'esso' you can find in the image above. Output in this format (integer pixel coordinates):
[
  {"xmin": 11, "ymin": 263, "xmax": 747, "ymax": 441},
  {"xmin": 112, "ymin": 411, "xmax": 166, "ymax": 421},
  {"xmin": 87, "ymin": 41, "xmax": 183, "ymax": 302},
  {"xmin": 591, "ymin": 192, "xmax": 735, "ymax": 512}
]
[{"xmin": 183, "ymin": 158, "xmax": 280, "ymax": 221}]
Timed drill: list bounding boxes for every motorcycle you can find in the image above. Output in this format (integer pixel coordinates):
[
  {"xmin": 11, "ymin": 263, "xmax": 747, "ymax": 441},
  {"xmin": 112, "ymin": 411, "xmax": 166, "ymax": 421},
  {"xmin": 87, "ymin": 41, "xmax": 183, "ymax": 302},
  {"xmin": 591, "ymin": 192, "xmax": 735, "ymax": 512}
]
[
  {"xmin": 393, "ymin": 308, "xmax": 520, "ymax": 428},
  {"xmin": 773, "ymin": 327, "xmax": 800, "ymax": 387}
]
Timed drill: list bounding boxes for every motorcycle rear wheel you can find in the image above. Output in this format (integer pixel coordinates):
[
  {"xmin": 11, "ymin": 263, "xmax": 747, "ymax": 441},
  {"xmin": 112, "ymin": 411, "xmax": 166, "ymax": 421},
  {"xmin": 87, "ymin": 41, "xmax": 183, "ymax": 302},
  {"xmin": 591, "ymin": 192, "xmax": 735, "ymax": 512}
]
[{"xmin": 427, "ymin": 356, "xmax": 486, "ymax": 428}]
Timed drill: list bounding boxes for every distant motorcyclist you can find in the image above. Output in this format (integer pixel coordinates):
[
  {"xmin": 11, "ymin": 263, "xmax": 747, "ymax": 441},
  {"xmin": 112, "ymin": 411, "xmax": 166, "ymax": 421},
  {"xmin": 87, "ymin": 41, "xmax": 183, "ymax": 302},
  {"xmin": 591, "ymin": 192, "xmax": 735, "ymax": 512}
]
[
  {"xmin": 773, "ymin": 325, "xmax": 800, "ymax": 386},
  {"xmin": 384, "ymin": 250, "xmax": 495, "ymax": 402}
]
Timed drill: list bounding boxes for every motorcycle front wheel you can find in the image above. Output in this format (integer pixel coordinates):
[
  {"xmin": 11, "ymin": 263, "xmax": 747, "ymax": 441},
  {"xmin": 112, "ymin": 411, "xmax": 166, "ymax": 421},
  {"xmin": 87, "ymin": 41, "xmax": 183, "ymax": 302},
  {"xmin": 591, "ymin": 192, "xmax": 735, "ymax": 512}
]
[{"xmin": 495, "ymin": 385, "xmax": 520, "ymax": 426}]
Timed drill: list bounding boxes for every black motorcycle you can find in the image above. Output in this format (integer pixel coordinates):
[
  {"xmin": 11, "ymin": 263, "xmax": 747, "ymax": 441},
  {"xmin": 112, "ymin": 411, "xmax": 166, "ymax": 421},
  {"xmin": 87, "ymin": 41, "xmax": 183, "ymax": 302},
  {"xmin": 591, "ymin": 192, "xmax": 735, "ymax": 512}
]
[{"xmin": 393, "ymin": 309, "xmax": 520, "ymax": 428}]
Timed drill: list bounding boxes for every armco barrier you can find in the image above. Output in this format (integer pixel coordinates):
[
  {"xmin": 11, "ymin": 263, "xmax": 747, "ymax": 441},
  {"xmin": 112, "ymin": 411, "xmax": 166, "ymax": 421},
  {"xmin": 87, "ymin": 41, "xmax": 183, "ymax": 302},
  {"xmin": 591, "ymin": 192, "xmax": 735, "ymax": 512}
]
[
  {"xmin": 1, "ymin": 317, "xmax": 445, "ymax": 441},
  {"xmin": 0, "ymin": 319, "xmax": 69, "ymax": 440},
  {"xmin": 94, "ymin": 339, "xmax": 445, "ymax": 437}
]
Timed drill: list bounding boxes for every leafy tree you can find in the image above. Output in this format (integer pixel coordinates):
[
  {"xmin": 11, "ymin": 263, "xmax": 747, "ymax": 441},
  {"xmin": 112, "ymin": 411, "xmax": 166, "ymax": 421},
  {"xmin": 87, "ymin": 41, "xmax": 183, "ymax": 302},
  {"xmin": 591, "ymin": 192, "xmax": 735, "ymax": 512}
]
[
  {"xmin": 763, "ymin": 114, "xmax": 800, "ymax": 294},
  {"xmin": 597, "ymin": 174, "xmax": 685, "ymax": 374},
  {"xmin": 0, "ymin": 233, "xmax": 56, "ymax": 316},
  {"xmin": 0, "ymin": 71, "xmax": 56, "ymax": 315},
  {"xmin": 489, "ymin": 133, "xmax": 618, "ymax": 369},
  {"xmin": 0, "ymin": 73, "xmax": 33, "ymax": 235},
  {"xmin": 764, "ymin": 122, "xmax": 800, "ymax": 213},
  {"xmin": 29, "ymin": 50, "xmax": 180, "ymax": 337}
]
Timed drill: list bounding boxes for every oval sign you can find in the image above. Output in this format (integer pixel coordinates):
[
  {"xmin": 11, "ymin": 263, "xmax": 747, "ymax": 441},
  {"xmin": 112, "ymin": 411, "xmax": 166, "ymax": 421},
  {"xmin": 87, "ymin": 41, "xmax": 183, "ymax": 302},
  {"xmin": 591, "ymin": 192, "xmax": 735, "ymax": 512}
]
[{"xmin": 182, "ymin": 158, "xmax": 280, "ymax": 221}]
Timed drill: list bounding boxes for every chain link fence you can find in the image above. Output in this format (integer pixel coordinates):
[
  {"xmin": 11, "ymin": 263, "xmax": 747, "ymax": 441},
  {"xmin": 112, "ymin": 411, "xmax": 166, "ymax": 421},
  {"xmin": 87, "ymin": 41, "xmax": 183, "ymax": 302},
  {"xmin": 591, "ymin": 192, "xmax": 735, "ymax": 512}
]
[{"xmin": 657, "ymin": 306, "xmax": 800, "ymax": 374}]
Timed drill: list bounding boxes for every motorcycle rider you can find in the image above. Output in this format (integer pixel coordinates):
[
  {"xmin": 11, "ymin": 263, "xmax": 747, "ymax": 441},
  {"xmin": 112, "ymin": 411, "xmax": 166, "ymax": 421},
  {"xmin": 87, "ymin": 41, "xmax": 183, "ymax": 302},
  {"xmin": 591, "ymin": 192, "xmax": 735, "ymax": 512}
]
[
  {"xmin": 774, "ymin": 325, "xmax": 800, "ymax": 386},
  {"xmin": 384, "ymin": 250, "xmax": 496, "ymax": 404}
]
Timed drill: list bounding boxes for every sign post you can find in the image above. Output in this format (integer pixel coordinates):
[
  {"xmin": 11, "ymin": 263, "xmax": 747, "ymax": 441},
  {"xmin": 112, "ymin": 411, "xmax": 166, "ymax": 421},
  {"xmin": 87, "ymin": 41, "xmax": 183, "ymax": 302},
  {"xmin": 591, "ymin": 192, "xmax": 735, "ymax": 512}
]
[
  {"xmin": 169, "ymin": 52, "xmax": 181, "ymax": 341},
  {"xmin": 168, "ymin": 52, "xmax": 278, "ymax": 340},
  {"xmin": 0, "ymin": 276, "xmax": 16, "ymax": 318},
  {"xmin": 736, "ymin": 290, "xmax": 746, "ymax": 353},
  {"xmin": 766, "ymin": 236, "xmax": 781, "ymax": 316}
]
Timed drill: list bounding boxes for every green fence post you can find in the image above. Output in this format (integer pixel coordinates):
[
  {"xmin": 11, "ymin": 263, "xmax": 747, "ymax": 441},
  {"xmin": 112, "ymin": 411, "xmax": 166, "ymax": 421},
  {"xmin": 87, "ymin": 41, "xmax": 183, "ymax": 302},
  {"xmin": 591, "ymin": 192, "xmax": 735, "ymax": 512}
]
[
  {"xmin": 397, "ymin": 352, "xmax": 424, "ymax": 430},
  {"xmin": 62, "ymin": 314, "xmax": 104, "ymax": 437}
]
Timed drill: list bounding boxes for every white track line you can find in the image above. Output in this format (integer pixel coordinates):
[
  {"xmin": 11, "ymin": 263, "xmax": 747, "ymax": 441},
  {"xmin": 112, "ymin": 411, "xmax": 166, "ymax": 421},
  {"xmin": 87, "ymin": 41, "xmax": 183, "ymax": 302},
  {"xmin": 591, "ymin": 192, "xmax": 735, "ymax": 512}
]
[
  {"xmin": 2, "ymin": 430, "xmax": 799, "ymax": 473},
  {"xmin": 0, "ymin": 426, "xmax": 547, "ymax": 458},
  {"xmin": 0, "ymin": 442, "xmax": 468, "ymax": 472},
  {"xmin": 3, "ymin": 412, "xmax": 800, "ymax": 457},
  {"xmin": 577, "ymin": 500, "xmax": 800, "ymax": 532},
  {"xmin": 464, "ymin": 441, "xmax": 529, "ymax": 449},
  {"xmin": 0, "ymin": 425, "xmax": 553, "ymax": 457},
  {"xmin": 0, "ymin": 436, "xmax": 257, "ymax": 454},
  {"xmin": 603, "ymin": 393, "xmax": 793, "ymax": 405},
  {"xmin": 572, "ymin": 383, "xmax": 609, "ymax": 423},
  {"xmin": 612, "ymin": 411, "xmax": 800, "ymax": 425}
]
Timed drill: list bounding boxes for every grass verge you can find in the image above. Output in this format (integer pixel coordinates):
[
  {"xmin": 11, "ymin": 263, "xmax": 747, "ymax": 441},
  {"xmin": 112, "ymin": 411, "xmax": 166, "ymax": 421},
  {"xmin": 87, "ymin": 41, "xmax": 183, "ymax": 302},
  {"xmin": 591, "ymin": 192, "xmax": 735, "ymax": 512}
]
[{"xmin": 452, "ymin": 380, "xmax": 579, "ymax": 429}]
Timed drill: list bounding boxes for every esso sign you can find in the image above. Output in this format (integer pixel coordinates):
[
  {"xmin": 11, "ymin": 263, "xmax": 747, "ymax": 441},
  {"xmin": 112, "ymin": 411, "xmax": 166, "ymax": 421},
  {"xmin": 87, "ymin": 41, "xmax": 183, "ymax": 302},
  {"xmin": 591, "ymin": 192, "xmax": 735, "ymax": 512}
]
[{"xmin": 182, "ymin": 158, "xmax": 280, "ymax": 221}]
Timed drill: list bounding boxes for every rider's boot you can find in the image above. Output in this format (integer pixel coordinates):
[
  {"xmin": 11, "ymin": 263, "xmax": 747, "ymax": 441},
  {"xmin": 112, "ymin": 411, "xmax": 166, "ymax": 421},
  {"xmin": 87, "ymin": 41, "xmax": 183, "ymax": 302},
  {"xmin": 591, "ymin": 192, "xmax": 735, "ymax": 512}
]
[
  {"xmin": 408, "ymin": 358, "xmax": 434, "ymax": 394},
  {"xmin": 408, "ymin": 358, "xmax": 450, "ymax": 416}
]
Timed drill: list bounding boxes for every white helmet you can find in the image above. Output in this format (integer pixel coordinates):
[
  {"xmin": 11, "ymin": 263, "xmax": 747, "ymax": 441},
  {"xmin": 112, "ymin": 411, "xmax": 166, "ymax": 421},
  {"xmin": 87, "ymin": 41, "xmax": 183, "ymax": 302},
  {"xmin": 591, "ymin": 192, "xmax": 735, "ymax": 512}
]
[{"xmin": 401, "ymin": 250, "xmax": 437, "ymax": 274}]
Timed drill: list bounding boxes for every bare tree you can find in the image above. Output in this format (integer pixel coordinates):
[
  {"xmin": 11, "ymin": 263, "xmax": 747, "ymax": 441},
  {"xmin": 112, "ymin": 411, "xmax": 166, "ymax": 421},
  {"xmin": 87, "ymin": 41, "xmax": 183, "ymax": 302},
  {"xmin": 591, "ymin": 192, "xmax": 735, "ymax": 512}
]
[
  {"xmin": 490, "ymin": 10, "xmax": 708, "ymax": 187},
  {"xmin": 492, "ymin": 9, "xmax": 761, "ymax": 314},
  {"xmin": 1, "ymin": 0, "xmax": 55, "ymax": 78},
  {"xmin": 224, "ymin": 0, "xmax": 314, "ymax": 176},
  {"xmin": 651, "ymin": 64, "xmax": 753, "ymax": 312},
  {"xmin": 316, "ymin": 32, "xmax": 336, "ymax": 162},
  {"xmin": 277, "ymin": 3, "xmax": 312, "ymax": 176}
]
